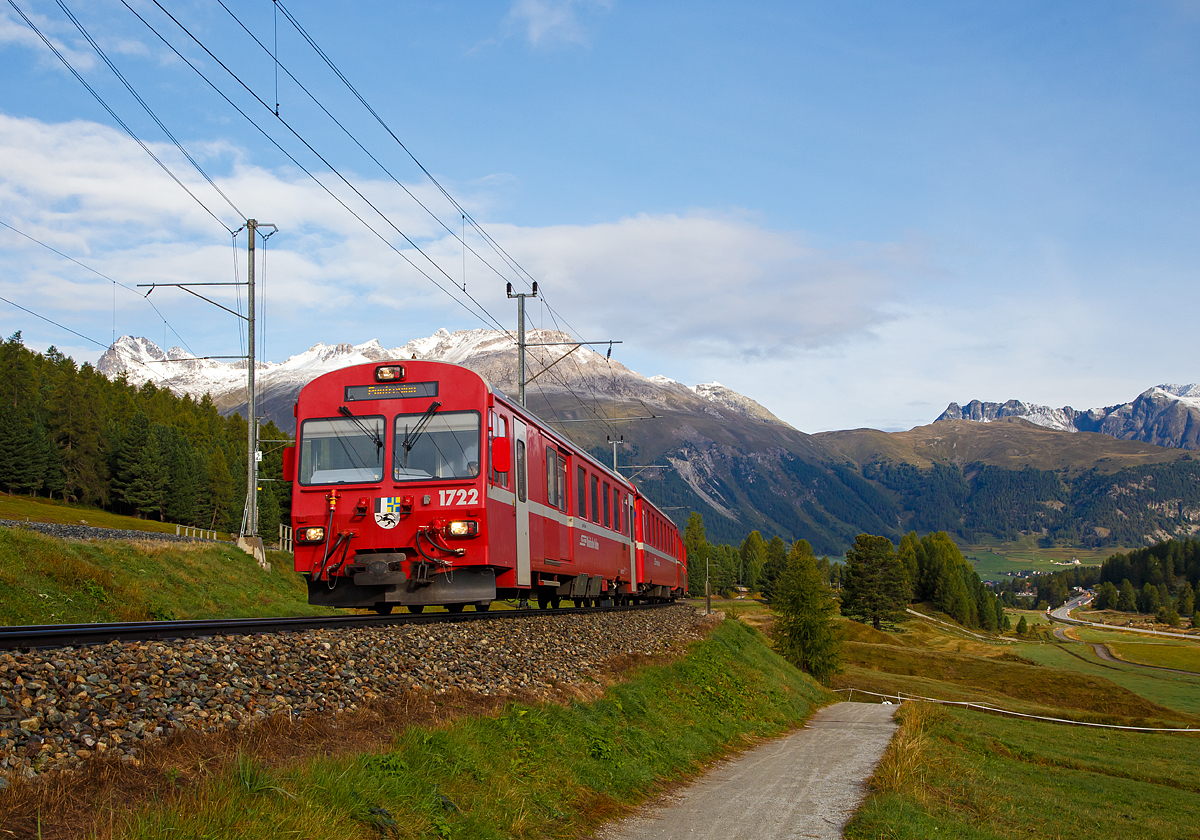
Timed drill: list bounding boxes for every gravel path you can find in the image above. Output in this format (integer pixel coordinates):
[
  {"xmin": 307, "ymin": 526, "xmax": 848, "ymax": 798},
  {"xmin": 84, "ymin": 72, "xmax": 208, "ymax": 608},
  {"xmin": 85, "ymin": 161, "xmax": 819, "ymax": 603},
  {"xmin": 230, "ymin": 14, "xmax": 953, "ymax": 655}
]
[
  {"xmin": 594, "ymin": 702, "xmax": 898, "ymax": 840},
  {"xmin": 0, "ymin": 606, "xmax": 705, "ymax": 786},
  {"xmin": 0, "ymin": 520, "xmax": 218, "ymax": 545}
]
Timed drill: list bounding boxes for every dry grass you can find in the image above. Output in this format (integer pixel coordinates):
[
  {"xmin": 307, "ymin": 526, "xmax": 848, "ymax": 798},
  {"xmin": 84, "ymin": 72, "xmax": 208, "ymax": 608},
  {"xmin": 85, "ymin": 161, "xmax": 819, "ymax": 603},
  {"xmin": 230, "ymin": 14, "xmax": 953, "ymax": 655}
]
[{"xmin": 869, "ymin": 701, "xmax": 946, "ymax": 800}]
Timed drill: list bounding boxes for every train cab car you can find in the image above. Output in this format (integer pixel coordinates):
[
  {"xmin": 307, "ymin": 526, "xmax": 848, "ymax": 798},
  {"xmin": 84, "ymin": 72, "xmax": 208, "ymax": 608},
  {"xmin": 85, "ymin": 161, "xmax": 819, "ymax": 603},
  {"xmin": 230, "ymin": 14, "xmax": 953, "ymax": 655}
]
[{"xmin": 282, "ymin": 359, "xmax": 686, "ymax": 613}]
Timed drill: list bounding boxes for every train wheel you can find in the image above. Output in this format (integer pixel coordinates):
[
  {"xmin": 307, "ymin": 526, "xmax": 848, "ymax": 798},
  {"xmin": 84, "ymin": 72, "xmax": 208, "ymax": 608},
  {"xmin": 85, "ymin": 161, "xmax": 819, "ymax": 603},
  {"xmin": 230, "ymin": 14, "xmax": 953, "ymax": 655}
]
[
  {"xmin": 446, "ymin": 603, "xmax": 465, "ymax": 613},
  {"xmin": 537, "ymin": 593, "xmax": 550, "ymax": 610},
  {"xmin": 476, "ymin": 602, "xmax": 491, "ymax": 612},
  {"xmin": 550, "ymin": 596, "xmax": 561, "ymax": 609},
  {"xmin": 407, "ymin": 605, "xmax": 424, "ymax": 614},
  {"xmin": 373, "ymin": 604, "xmax": 394, "ymax": 615},
  {"xmin": 573, "ymin": 598, "xmax": 583, "ymax": 608}
]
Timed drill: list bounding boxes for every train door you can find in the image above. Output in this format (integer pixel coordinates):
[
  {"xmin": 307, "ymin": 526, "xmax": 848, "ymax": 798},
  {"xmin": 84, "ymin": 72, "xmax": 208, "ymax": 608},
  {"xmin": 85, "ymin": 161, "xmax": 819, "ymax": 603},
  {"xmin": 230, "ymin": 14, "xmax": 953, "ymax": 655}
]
[
  {"xmin": 627, "ymin": 494, "xmax": 637, "ymax": 590},
  {"xmin": 514, "ymin": 419, "xmax": 531, "ymax": 587},
  {"xmin": 543, "ymin": 445, "xmax": 559, "ymax": 564}
]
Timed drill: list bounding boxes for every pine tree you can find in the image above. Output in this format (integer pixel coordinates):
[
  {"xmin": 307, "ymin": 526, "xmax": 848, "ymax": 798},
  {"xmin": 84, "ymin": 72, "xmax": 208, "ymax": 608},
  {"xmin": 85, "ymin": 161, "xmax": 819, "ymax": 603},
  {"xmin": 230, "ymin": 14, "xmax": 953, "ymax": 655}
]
[
  {"xmin": 204, "ymin": 449, "xmax": 234, "ymax": 531},
  {"xmin": 760, "ymin": 535, "xmax": 789, "ymax": 599},
  {"xmin": 125, "ymin": 433, "xmax": 169, "ymax": 519},
  {"xmin": 1117, "ymin": 579, "xmax": 1138, "ymax": 612},
  {"xmin": 739, "ymin": 531, "xmax": 766, "ymax": 590},
  {"xmin": 840, "ymin": 534, "xmax": 911, "ymax": 631},
  {"xmin": 1175, "ymin": 581, "xmax": 1195, "ymax": 617},
  {"xmin": 257, "ymin": 483, "xmax": 281, "ymax": 544},
  {"xmin": 773, "ymin": 539, "xmax": 842, "ymax": 685},
  {"xmin": 1016, "ymin": 615, "xmax": 1028, "ymax": 635},
  {"xmin": 1139, "ymin": 582, "xmax": 1161, "ymax": 614},
  {"xmin": 683, "ymin": 512, "xmax": 708, "ymax": 597}
]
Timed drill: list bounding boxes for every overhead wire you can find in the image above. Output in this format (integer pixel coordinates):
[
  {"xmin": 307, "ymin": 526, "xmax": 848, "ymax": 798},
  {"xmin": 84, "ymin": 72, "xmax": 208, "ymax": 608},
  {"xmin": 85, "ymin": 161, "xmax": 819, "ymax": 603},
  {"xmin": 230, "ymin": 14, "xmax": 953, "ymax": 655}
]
[
  {"xmin": 0, "ymin": 294, "xmax": 107, "ymax": 350},
  {"xmin": 5, "ymin": 0, "xmax": 235, "ymax": 235},
  {"xmin": 56, "ymin": 0, "xmax": 245, "ymax": 226},
  {"xmin": 214, "ymin": 0, "xmax": 525, "ymax": 299},
  {"xmin": 0, "ymin": 220, "xmax": 197, "ymax": 357},
  {"xmin": 127, "ymin": 0, "xmax": 510, "ymax": 334},
  {"xmin": 216, "ymin": 1, "xmax": 627, "ymax": 432}
]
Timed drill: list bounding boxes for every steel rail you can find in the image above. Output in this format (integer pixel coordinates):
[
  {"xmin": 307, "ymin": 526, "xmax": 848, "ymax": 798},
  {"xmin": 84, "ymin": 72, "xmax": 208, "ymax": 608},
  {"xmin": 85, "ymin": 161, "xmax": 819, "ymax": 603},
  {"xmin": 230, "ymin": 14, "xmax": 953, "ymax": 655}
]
[{"xmin": 0, "ymin": 602, "xmax": 675, "ymax": 650}]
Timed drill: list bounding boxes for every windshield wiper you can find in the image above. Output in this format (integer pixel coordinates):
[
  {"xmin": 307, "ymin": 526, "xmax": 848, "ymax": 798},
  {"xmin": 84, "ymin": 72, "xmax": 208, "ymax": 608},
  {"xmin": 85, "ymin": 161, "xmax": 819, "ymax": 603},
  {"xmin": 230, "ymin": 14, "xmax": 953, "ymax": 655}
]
[
  {"xmin": 338, "ymin": 405, "xmax": 383, "ymax": 456},
  {"xmin": 402, "ymin": 401, "xmax": 442, "ymax": 466}
]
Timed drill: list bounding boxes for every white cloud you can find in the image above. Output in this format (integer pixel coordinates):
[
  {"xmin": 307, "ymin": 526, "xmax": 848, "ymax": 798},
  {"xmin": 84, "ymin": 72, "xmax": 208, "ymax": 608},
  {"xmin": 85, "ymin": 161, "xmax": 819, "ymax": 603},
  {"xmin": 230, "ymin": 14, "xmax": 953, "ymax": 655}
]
[
  {"xmin": 487, "ymin": 214, "xmax": 907, "ymax": 360},
  {"xmin": 0, "ymin": 114, "xmax": 913, "ymax": 368},
  {"xmin": 504, "ymin": 0, "xmax": 612, "ymax": 48},
  {"xmin": 0, "ymin": 7, "xmax": 97, "ymax": 72}
]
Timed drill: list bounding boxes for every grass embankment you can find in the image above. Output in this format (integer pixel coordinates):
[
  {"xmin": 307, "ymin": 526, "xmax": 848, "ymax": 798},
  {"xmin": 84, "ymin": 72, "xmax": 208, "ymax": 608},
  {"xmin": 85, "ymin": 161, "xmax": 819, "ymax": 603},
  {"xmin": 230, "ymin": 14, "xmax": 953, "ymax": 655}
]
[
  {"xmin": 4, "ymin": 618, "xmax": 828, "ymax": 840},
  {"xmin": 838, "ymin": 611, "xmax": 1200, "ymax": 838},
  {"xmin": 0, "ymin": 527, "xmax": 326, "ymax": 624},
  {"xmin": 0, "ymin": 494, "xmax": 230, "ymax": 539}
]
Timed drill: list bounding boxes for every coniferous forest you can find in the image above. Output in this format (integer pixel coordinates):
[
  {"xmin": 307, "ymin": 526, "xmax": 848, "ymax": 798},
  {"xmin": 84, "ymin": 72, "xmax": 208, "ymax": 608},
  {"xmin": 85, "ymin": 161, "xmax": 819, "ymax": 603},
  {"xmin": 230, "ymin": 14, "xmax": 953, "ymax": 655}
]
[{"xmin": 0, "ymin": 333, "xmax": 289, "ymax": 537}]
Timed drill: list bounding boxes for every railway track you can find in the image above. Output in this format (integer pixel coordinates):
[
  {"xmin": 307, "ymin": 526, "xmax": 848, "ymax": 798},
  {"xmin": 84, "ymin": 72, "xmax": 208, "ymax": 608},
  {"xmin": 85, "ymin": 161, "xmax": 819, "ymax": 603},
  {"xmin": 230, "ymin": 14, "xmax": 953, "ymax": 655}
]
[{"xmin": 0, "ymin": 601, "xmax": 672, "ymax": 650}]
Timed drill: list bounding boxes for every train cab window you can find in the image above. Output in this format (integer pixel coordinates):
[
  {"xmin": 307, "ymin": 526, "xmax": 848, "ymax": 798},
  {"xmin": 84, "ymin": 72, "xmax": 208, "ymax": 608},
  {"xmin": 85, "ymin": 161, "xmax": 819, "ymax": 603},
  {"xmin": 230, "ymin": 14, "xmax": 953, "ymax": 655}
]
[
  {"xmin": 393, "ymin": 410, "xmax": 480, "ymax": 481},
  {"xmin": 557, "ymin": 455, "xmax": 568, "ymax": 512},
  {"xmin": 602, "ymin": 482, "xmax": 611, "ymax": 528},
  {"xmin": 515, "ymin": 439, "xmax": 527, "ymax": 502},
  {"xmin": 590, "ymin": 474, "xmax": 600, "ymax": 523},
  {"xmin": 577, "ymin": 466, "xmax": 587, "ymax": 519},
  {"xmin": 490, "ymin": 412, "xmax": 509, "ymax": 488},
  {"xmin": 546, "ymin": 448, "xmax": 559, "ymax": 508},
  {"xmin": 298, "ymin": 415, "xmax": 385, "ymax": 485}
]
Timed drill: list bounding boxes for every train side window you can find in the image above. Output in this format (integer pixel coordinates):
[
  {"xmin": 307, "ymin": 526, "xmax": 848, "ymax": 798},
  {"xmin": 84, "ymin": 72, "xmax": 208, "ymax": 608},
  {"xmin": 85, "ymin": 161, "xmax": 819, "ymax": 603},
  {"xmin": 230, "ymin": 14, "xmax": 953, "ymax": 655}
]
[
  {"xmin": 558, "ymin": 456, "xmax": 568, "ymax": 512},
  {"xmin": 546, "ymin": 448, "xmax": 558, "ymax": 508},
  {"xmin": 613, "ymin": 490, "xmax": 621, "ymax": 533},
  {"xmin": 602, "ymin": 482, "xmax": 611, "ymax": 528},
  {"xmin": 516, "ymin": 439, "xmax": 527, "ymax": 502},
  {"xmin": 590, "ymin": 474, "xmax": 600, "ymax": 523},
  {"xmin": 577, "ymin": 466, "xmax": 587, "ymax": 518},
  {"xmin": 491, "ymin": 413, "xmax": 509, "ymax": 487}
]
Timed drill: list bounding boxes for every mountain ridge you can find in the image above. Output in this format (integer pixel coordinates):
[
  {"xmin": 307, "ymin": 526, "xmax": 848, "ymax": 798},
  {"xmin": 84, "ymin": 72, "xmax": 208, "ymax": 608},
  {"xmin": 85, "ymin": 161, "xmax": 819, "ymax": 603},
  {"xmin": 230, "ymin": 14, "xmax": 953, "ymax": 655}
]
[{"xmin": 937, "ymin": 385, "xmax": 1200, "ymax": 450}]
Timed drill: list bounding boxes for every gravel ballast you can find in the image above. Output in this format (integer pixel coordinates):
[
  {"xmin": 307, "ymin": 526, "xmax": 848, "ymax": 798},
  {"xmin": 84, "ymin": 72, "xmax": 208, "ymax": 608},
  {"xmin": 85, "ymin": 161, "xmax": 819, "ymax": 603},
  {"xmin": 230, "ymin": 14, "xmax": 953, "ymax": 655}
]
[
  {"xmin": 0, "ymin": 606, "xmax": 704, "ymax": 783},
  {"xmin": 0, "ymin": 519, "xmax": 218, "ymax": 545}
]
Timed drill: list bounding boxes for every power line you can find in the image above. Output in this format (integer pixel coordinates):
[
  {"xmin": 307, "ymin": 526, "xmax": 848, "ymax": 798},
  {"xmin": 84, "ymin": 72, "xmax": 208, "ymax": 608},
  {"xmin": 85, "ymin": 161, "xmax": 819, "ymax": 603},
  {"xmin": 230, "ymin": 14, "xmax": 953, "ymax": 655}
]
[
  {"xmin": 273, "ymin": 0, "xmax": 558, "ymax": 303},
  {"xmin": 214, "ymin": 0, "xmax": 525, "ymax": 296},
  {"xmin": 56, "ymin": 0, "xmax": 245, "ymax": 225},
  {"xmin": 268, "ymin": 1, "xmax": 627, "ymax": 419},
  {"xmin": 0, "ymin": 219, "xmax": 197, "ymax": 357},
  {"xmin": 0, "ymin": 294, "xmax": 107, "ymax": 350},
  {"xmin": 6, "ymin": 0, "xmax": 234, "ymax": 235},
  {"xmin": 126, "ymin": 0, "xmax": 510, "ymax": 335}
]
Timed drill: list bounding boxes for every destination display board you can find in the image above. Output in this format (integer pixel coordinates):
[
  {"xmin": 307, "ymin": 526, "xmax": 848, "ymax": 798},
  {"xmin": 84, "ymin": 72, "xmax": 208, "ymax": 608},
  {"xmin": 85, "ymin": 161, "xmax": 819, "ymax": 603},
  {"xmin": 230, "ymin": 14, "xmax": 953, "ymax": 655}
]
[{"xmin": 344, "ymin": 381, "xmax": 439, "ymax": 402}]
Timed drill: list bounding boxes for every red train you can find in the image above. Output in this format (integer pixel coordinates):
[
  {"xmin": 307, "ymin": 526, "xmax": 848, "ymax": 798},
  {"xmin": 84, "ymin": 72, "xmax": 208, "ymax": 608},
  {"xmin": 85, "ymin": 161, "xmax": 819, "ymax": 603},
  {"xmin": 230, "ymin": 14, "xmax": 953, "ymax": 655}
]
[{"xmin": 281, "ymin": 359, "xmax": 687, "ymax": 613}]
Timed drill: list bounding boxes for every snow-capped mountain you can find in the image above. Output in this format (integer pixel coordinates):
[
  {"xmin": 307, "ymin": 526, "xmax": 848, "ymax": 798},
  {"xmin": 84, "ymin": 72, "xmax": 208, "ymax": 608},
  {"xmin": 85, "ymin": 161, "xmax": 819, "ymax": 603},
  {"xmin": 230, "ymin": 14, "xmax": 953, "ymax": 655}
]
[
  {"xmin": 97, "ymin": 329, "xmax": 791, "ymax": 433},
  {"xmin": 937, "ymin": 384, "xmax": 1200, "ymax": 450}
]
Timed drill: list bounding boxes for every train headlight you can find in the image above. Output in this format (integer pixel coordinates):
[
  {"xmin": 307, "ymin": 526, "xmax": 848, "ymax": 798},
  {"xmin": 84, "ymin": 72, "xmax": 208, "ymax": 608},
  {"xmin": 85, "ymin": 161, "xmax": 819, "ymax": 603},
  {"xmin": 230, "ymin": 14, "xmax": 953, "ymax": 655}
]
[
  {"xmin": 296, "ymin": 526, "xmax": 326, "ymax": 544},
  {"xmin": 445, "ymin": 519, "xmax": 479, "ymax": 538},
  {"xmin": 375, "ymin": 365, "xmax": 405, "ymax": 381}
]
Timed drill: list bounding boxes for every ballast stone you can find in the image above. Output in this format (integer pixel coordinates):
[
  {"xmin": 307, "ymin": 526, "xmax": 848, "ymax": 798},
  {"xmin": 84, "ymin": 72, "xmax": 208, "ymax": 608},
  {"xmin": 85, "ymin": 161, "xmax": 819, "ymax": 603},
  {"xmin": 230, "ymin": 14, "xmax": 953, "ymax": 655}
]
[{"xmin": 0, "ymin": 606, "xmax": 704, "ymax": 782}]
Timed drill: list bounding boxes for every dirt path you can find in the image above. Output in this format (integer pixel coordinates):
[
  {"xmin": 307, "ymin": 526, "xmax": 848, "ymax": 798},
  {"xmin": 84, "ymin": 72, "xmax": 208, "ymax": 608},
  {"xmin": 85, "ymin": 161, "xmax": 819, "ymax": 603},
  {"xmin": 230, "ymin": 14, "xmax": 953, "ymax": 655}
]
[
  {"xmin": 1089, "ymin": 642, "xmax": 1200, "ymax": 676},
  {"xmin": 594, "ymin": 702, "xmax": 897, "ymax": 840}
]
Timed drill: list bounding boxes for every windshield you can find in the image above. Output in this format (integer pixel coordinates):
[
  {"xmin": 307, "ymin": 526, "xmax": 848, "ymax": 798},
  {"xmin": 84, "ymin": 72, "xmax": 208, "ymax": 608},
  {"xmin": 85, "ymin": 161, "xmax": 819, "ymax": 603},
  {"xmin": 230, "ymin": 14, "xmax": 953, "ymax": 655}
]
[
  {"xmin": 393, "ymin": 410, "xmax": 480, "ymax": 481},
  {"xmin": 298, "ymin": 416, "xmax": 386, "ymax": 485}
]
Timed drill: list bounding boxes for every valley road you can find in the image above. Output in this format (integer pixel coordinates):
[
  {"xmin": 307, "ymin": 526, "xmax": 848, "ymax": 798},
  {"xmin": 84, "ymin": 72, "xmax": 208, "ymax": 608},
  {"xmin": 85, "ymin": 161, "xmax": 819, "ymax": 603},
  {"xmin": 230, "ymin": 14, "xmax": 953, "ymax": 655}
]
[{"xmin": 594, "ymin": 701, "xmax": 897, "ymax": 840}]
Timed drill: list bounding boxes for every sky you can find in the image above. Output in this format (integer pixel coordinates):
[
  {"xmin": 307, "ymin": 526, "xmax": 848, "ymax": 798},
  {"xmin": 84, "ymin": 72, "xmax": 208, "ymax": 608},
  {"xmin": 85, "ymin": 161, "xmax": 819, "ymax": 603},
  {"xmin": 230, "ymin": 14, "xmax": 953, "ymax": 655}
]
[{"xmin": 1, "ymin": 0, "xmax": 1199, "ymax": 433}]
